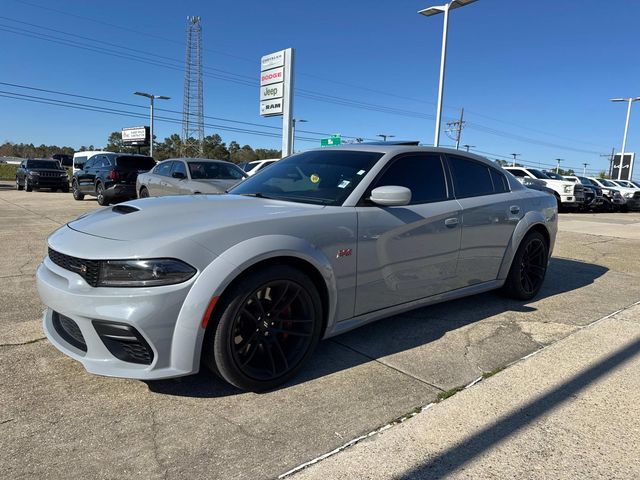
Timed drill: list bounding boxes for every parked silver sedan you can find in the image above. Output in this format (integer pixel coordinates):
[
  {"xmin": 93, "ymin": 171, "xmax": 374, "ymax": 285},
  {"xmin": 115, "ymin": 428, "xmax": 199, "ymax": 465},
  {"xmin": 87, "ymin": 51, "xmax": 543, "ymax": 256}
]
[
  {"xmin": 136, "ymin": 158, "xmax": 247, "ymax": 198},
  {"xmin": 37, "ymin": 146, "xmax": 557, "ymax": 392}
]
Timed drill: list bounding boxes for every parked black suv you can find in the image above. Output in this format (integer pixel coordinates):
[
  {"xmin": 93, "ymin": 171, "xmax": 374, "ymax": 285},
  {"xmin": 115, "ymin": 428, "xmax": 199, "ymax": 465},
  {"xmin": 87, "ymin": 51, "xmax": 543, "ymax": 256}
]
[
  {"xmin": 16, "ymin": 159, "xmax": 70, "ymax": 192},
  {"xmin": 72, "ymin": 153, "xmax": 156, "ymax": 205}
]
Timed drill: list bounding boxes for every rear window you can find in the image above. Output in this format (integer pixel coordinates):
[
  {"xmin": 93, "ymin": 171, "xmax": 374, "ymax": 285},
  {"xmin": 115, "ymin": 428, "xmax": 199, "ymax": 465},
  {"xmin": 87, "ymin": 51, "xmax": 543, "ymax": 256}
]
[{"xmin": 115, "ymin": 156, "xmax": 156, "ymax": 171}]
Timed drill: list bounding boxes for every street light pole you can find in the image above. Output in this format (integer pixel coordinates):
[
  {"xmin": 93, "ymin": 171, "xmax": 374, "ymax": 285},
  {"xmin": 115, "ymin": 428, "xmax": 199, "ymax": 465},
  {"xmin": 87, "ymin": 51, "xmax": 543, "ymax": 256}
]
[
  {"xmin": 418, "ymin": 0, "xmax": 478, "ymax": 147},
  {"xmin": 582, "ymin": 163, "xmax": 588, "ymax": 176},
  {"xmin": 611, "ymin": 97, "xmax": 640, "ymax": 180},
  {"xmin": 292, "ymin": 118, "xmax": 307, "ymax": 153},
  {"xmin": 134, "ymin": 91, "xmax": 170, "ymax": 158},
  {"xmin": 463, "ymin": 144, "xmax": 475, "ymax": 152},
  {"xmin": 510, "ymin": 153, "xmax": 520, "ymax": 167},
  {"xmin": 377, "ymin": 134, "xmax": 395, "ymax": 142},
  {"xmin": 555, "ymin": 158, "xmax": 563, "ymax": 174}
]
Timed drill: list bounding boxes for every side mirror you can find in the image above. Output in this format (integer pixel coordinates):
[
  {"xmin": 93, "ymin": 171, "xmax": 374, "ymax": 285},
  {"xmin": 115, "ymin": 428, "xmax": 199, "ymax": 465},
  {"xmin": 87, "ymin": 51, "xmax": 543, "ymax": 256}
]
[
  {"xmin": 370, "ymin": 186, "xmax": 412, "ymax": 206},
  {"xmin": 172, "ymin": 171, "xmax": 186, "ymax": 179}
]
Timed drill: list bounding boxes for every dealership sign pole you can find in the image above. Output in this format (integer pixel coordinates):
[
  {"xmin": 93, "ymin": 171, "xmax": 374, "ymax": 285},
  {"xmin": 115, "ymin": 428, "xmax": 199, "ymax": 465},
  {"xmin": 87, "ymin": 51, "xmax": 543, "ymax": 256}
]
[{"xmin": 260, "ymin": 48, "xmax": 294, "ymax": 157}]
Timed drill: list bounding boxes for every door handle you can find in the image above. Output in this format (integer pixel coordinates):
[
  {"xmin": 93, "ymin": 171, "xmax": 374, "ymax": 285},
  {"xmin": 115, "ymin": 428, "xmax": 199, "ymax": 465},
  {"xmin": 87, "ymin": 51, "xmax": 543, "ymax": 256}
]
[
  {"xmin": 444, "ymin": 217, "xmax": 459, "ymax": 228},
  {"xmin": 510, "ymin": 205, "xmax": 520, "ymax": 214}
]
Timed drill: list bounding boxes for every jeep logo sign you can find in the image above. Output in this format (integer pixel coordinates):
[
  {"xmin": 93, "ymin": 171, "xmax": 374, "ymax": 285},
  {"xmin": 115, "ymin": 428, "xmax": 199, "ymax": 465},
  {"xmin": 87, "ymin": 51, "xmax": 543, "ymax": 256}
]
[
  {"xmin": 260, "ymin": 99, "xmax": 283, "ymax": 116},
  {"xmin": 260, "ymin": 83, "xmax": 284, "ymax": 101}
]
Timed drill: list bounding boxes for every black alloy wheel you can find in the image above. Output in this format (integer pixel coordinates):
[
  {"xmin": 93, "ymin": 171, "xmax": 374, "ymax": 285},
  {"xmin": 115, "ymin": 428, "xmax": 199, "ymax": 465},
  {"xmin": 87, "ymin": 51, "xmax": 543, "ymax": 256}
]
[
  {"xmin": 139, "ymin": 187, "xmax": 149, "ymax": 198},
  {"xmin": 96, "ymin": 182, "xmax": 108, "ymax": 206},
  {"xmin": 503, "ymin": 230, "xmax": 548, "ymax": 300},
  {"xmin": 203, "ymin": 265, "xmax": 322, "ymax": 391},
  {"xmin": 16, "ymin": 177, "xmax": 23, "ymax": 191},
  {"xmin": 25, "ymin": 178, "xmax": 33, "ymax": 192},
  {"xmin": 72, "ymin": 180, "xmax": 84, "ymax": 200}
]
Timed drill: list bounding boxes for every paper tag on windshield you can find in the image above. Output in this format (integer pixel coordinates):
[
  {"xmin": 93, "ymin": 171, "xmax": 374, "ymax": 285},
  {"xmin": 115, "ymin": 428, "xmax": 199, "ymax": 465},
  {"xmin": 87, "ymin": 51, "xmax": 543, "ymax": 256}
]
[
  {"xmin": 338, "ymin": 180, "xmax": 350, "ymax": 189},
  {"xmin": 357, "ymin": 170, "xmax": 365, "ymax": 175}
]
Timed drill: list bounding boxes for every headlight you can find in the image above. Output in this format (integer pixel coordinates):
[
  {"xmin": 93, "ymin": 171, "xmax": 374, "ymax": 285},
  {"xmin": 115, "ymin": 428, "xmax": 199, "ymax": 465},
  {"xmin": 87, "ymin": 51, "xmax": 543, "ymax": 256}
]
[
  {"xmin": 563, "ymin": 185, "xmax": 572, "ymax": 193},
  {"xmin": 60, "ymin": 172, "xmax": 68, "ymax": 178},
  {"xmin": 28, "ymin": 171, "xmax": 39, "ymax": 176},
  {"xmin": 624, "ymin": 192, "xmax": 633, "ymax": 198},
  {"xmin": 97, "ymin": 259, "xmax": 196, "ymax": 287}
]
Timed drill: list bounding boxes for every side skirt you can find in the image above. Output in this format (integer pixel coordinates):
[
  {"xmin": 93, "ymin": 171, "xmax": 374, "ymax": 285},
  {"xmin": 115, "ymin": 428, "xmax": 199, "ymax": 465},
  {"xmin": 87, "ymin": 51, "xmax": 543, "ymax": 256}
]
[{"xmin": 325, "ymin": 280, "xmax": 504, "ymax": 339}]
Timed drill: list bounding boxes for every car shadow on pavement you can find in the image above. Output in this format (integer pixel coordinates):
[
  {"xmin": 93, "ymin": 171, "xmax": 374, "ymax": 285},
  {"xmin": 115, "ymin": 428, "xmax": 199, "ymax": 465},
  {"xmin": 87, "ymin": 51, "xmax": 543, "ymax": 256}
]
[
  {"xmin": 396, "ymin": 337, "xmax": 640, "ymax": 479},
  {"xmin": 145, "ymin": 257, "xmax": 608, "ymax": 398}
]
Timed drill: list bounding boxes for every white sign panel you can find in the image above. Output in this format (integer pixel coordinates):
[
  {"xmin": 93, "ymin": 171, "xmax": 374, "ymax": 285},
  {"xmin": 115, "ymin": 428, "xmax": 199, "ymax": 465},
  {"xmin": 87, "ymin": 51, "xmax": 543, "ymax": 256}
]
[
  {"xmin": 260, "ymin": 66, "xmax": 284, "ymax": 86},
  {"xmin": 261, "ymin": 50, "xmax": 285, "ymax": 71},
  {"xmin": 260, "ymin": 98, "xmax": 284, "ymax": 116},
  {"xmin": 122, "ymin": 127, "xmax": 147, "ymax": 142},
  {"xmin": 260, "ymin": 83, "xmax": 284, "ymax": 101}
]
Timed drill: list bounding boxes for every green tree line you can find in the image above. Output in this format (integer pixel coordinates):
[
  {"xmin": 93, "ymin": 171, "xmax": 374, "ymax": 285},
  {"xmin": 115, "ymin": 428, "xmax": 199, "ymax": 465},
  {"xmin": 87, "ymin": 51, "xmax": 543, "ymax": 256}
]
[{"xmin": 1, "ymin": 132, "xmax": 281, "ymax": 164}]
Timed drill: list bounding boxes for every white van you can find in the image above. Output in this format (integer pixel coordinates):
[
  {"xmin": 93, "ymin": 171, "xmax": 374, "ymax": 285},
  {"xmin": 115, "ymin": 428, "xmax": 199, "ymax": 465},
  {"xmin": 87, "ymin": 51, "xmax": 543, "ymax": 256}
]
[{"xmin": 73, "ymin": 150, "xmax": 109, "ymax": 173}]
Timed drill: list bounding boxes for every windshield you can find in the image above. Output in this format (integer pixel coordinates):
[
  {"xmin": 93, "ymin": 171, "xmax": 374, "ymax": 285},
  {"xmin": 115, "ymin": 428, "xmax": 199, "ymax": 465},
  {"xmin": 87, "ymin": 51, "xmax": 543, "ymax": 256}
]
[
  {"xmin": 615, "ymin": 180, "xmax": 633, "ymax": 188},
  {"xmin": 544, "ymin": 171, "xmax": 564, "ymax": 180},
  {"xmin": 577, "ymin": 176, "xmax": 593, "ymax": 185},
  {"xmin": 528, "ymin": 169, "xmax": 550, "ymax": 179},
  {"xmin": 26, "ymin": 160, "xmax": 62, "ymax": 169},
  {"xmin": 598, "ymin": 179, "xmax": 616, "ymax": 187},
  {"xmin": 229, "ymin": 150, "xmax": 383, "ymax": 205},
  {"xmin": 243, "ymin": 161, "xmax": 260, "ymax": 172},
  {"xmin": 188, "ymin": 161, "xmax": 247, "ymax": 180}
]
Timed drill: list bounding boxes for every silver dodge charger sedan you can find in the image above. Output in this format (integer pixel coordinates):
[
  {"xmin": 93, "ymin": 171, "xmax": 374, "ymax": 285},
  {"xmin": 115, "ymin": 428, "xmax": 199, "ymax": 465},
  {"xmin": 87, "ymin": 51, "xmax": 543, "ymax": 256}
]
[
  {"xmin": 37, "ymin": 146, "xmax": 557, "ymax": 391},
  {"xmin": 136, "ymin": 157, "xmax": 247, "ymax": 198}
]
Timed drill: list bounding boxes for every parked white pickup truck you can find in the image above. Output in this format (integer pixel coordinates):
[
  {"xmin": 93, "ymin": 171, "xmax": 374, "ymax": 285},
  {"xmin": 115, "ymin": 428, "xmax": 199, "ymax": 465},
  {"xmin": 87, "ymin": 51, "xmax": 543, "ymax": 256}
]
[{"xmin": 504, "ymin": 167, "xmax": 585, "ymax": 209}]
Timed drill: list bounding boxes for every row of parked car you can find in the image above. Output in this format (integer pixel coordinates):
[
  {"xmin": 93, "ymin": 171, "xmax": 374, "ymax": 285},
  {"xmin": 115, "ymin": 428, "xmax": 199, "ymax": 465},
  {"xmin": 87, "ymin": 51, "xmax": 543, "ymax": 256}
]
[
  {"xmin": 14, "ymin": 152, "xmax": 639, "ymax": 212},
  {"xmin": 15, "ymin": 151, "xmax": 278, "ymax": 206},
  {"xmin": 504, "ymin": 166, "xmax": 640, "ymax": 212}
]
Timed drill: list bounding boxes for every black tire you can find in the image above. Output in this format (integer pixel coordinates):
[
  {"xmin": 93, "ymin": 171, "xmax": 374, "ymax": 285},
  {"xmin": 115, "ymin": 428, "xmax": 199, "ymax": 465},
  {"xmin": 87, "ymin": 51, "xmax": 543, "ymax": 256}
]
[
  {"xmin": 139, "ymin": 187, "xmax": 149, "ymax": 198},
  {"xmin": 61, "ymin": 185, "xmax": 69, "ymax": 193},
  {"xmin": 16, "ymin": 177, "xmax": 23, "ymax": 191},
  {"xmin": 25, "ymin": 179, "xmax": 33, "ymax": 192},
  {"xmin": 72, "ymin": 180, "xmax": 84, "ymax": 200},
  {"xmin": 503, "ymin": 230, "xmax": 548, "ymax": 301},
  {"xmin": 202, "ymin": 265, "xmax": 323, "ymax": 391},
  {"xmin": 96, "ymin": 182, "xmax": 109, "ymax": 206}
]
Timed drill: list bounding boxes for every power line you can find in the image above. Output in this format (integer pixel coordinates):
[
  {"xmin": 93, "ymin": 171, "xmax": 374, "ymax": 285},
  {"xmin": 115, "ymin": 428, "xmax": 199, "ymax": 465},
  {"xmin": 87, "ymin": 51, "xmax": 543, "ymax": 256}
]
[{"xmin": 5, "ymin": 4, "xmax": 609, "ymax": 152}]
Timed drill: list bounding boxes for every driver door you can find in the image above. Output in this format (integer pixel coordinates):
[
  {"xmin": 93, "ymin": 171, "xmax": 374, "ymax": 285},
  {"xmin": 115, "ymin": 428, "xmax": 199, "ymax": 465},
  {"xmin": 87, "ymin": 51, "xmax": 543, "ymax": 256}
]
[{"xmin": 354, "ymin": 153, "xmax": 462, "ymax": 316}]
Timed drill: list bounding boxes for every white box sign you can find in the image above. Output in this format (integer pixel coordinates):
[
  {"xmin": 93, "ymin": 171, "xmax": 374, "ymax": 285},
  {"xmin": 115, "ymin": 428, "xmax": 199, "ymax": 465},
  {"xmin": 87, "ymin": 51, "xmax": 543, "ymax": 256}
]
[
  {"xmin": 260, "ymin": 98, "xmax": 284, "ymax": 116},
  {"xmin": 260, "ymin": 82, "xmax": 284, "ymax": 101},
  {"xmin": 260, "ymin": 66, "xmax": 284, "ymax": 86},
  {"xmin": 122, "ymin": 127, "xmax": 147, "ymax": 142},
  {"xmin": 261, "ymin": 50, "xmax": 285, "ymax": 71}
]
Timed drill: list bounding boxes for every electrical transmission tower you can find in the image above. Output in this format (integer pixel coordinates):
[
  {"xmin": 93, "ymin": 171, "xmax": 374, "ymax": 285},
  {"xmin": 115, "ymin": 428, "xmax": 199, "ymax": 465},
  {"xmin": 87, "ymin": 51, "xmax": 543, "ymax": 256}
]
[{"xmin": 182, "ymin": 16, "xmax": 204, "ymax": 157}]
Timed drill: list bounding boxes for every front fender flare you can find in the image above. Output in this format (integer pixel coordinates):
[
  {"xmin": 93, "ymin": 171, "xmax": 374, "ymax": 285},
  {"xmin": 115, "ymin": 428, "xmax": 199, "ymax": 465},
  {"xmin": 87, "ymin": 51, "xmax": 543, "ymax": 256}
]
[{"xmin": 170, "ymin": 235, "xmax": 338, "ymax": 374}]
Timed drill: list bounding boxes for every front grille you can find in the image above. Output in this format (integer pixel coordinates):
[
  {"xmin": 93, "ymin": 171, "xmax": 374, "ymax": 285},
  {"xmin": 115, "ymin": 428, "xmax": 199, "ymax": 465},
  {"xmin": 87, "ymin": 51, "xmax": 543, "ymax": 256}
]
[
  {"xmin": 52, "ymin": 311, "xmax": 87, "ymax": 352},
  {"xmin": 39, "ymin": 171, "xmax": 60, "ymax": 178},
  {"xmin": 573, "ymin": 184, "xmax": 584, "ymax": 194},
  {"xmin": 48, "ymin": 248, "xmax": 101, "ymax": 287},
  {"xmin": 93, "ymin": 321, "xmax": 154, "ymax": 365}
]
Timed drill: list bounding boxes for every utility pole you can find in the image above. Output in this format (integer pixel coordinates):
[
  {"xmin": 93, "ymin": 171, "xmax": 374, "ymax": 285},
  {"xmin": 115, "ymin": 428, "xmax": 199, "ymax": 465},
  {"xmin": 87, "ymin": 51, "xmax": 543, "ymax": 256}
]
[
  {"xmin": 510, "ymin": 153, "xmax": 520, "ymax": 167},
  {"xmin": 555, "ymin": 158, "xmax": 563, "ymax": 174},
  {"xmin": 463, "ymin": 144, "xmax": 475, "ymax": 152},
  {"xmin": 582, "ymin": 163, "xmax": 588, "ymax": 176},
  {"xmin": 601, "ymin": 148, "xmax": 616, "ymax": 178},
  {"xmin": 445, "ymin": 107, "xmax": 465, "ymax": 149}
]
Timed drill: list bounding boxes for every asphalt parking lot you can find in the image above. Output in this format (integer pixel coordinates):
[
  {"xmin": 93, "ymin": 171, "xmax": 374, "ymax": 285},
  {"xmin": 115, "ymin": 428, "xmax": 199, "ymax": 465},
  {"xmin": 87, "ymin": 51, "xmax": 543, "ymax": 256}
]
[{"xmin": 2, "ymin": 182, "xmax": 640, "ymax": 480}]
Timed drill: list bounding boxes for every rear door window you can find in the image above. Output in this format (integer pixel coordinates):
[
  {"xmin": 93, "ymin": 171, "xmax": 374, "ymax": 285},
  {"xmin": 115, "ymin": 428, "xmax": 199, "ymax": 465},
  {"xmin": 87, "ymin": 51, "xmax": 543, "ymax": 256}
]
[
  {"xmin": 448, "ymin": 155, "xmax": 494, "ymax": 198},
  {"xmin": 171, "ymin": 161, "xmax": 187, "ymax": 177},
  {"xmin": 490, "ymin": 169, "xmax": 509, "ymax": 193}
]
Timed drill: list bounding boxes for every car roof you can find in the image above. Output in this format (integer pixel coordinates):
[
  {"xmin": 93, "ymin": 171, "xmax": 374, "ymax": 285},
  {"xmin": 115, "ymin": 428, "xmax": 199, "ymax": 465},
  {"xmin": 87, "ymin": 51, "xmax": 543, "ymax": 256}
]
[
  {"xmin": 162, "ymin": 157, "xmax": 236, "ymax": 164},
  {"xmin": 315, "ymin": 145, "xmax": 500, "ymax": 169}
]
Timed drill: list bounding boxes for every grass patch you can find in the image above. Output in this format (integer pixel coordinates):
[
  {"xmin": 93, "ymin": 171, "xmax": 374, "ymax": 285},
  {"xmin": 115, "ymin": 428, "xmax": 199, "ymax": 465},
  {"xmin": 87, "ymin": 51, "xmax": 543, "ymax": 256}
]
[
  {"xmin": 436, "ymin": 385, "xmax": 465, "ymax": 402},
  {"xmin": 0, "ymin": 164, "xmax": 18, "ymax": 180},
  {"xmin": 482, "ymin": 366, "xmax": 505, "ymax": 379}
]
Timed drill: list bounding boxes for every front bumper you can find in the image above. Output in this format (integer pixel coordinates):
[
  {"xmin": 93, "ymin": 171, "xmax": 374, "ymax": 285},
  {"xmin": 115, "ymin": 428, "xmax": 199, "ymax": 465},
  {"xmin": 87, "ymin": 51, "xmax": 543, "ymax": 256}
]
[
  {"xmin": 37, "ymin": 256, "xmax": 200, "ymax": 379},
  {"xmin": 560, "ymin": 193, "xmax": 585, "ymax": 206},
  {"xmin": 29, "ymin": 176, "xmax": 69, "ymax": 188}
]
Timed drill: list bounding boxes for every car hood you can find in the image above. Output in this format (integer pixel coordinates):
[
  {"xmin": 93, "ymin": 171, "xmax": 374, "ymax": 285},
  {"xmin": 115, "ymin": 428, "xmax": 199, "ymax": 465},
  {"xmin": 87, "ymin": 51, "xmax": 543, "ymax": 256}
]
[
  {"xmin": 67, "ymin": 194, "xmax": 324, "ymax": 242},
  {"xmin": 542, "ymin": 179, "xmax": 574, "ymax": 188}
]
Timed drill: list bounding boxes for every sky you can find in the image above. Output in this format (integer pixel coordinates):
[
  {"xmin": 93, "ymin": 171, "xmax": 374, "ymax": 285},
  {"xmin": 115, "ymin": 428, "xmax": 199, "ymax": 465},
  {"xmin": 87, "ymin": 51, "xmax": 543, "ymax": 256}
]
[{"xmin": 1, "ymin": 0, "xmax": 639, "ymax": 179}]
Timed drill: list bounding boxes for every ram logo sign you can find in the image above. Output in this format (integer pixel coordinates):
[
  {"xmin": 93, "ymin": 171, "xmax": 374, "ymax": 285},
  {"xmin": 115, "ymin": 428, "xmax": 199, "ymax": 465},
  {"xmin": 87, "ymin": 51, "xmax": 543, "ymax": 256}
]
[{"xmin": 260, "ymin": 99, "xmax": 283, "ymax": 116}]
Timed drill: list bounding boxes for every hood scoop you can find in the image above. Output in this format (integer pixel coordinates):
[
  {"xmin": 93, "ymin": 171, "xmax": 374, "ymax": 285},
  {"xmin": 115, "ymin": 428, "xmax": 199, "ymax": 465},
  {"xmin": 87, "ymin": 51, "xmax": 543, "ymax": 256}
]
[{"xmin": 111, "ymin": 205, "xmax": 139, "ymax": 215}]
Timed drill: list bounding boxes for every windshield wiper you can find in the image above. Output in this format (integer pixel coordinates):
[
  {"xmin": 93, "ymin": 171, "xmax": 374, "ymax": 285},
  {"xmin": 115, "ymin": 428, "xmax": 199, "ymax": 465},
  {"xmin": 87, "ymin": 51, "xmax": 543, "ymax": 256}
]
[{"xmin": 238, "ymin": 192, "xmax": 271, "ymax": 199}]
